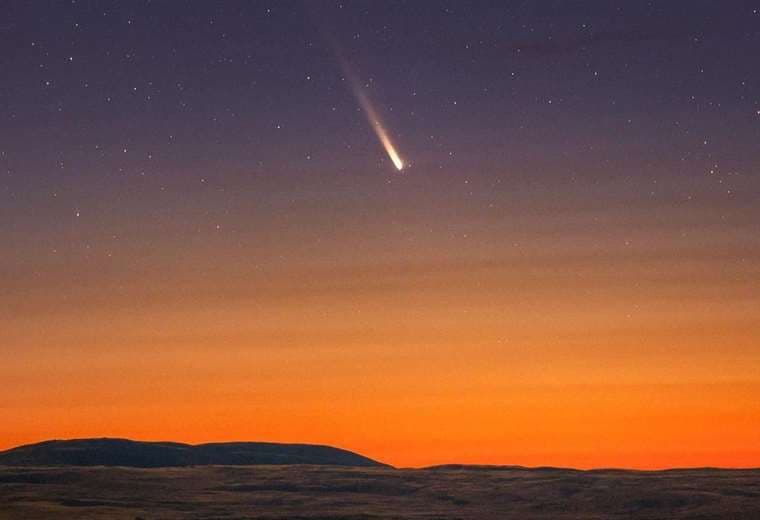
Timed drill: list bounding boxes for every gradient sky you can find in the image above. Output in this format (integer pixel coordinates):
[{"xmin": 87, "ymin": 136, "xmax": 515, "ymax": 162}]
[{"xmin": 2, "ymin": 1, "xmax": 760, "ymax": 468}]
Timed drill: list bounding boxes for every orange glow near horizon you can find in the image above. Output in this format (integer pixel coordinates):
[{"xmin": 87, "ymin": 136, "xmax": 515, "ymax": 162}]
[{"xmin": 3, "ymin": 190, "xmax": 760, "ymax": 469}]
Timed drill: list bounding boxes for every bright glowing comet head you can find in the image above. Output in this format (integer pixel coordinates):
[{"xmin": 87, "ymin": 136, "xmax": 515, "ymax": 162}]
[
  {"xmin": 372, "ymin": 118, "xmax": 404, "ymax": 171},
  {"xmin": 378, "ymin": 127, "xmax": 404, "ymax": 170},
  {"xmin": 388, "ymin": 148, "xmax": 404, "ymax": 171}
]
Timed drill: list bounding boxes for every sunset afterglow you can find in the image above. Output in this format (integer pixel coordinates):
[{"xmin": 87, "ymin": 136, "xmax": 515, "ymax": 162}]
[{"xmin": 2, "ymin": 1, "xmax": 760, "ymax": 471}]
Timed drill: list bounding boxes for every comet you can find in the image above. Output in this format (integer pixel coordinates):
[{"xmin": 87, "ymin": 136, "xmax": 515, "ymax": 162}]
[
  {"xmin": 345, "ymin": 73, "xmax": 405, "ymax": 171},
  {"xmin": 334, "ymin": 49, "xmax": 405, "ymax": 171}
]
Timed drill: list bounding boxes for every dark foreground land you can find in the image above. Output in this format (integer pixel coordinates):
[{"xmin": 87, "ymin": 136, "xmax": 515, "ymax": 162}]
[{"xmin": 2, "ymin": 465, "xmax": 760, "ymax": 519}]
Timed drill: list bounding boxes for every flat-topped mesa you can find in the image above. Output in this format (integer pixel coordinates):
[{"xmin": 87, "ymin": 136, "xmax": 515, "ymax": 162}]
[{"xmin": 0, "ymin": 438, "xmax": 390, "ymax": 468}]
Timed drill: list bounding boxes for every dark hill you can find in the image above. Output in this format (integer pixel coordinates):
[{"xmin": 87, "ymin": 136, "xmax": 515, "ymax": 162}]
[{"xmin": 0, "ymin": 438, "xmax": 388, "ymax": 468}]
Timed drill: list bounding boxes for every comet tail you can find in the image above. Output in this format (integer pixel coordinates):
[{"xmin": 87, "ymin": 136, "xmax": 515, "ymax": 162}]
[{"xmin": 337, "ymin": 57, "xmax": 404, "ymax": 171}]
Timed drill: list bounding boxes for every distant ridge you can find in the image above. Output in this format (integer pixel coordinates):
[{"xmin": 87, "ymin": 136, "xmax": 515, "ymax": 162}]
[
  {"xmin": 423, "ymin": 464, "xmax": 585, "ymax": 473},
  {"xmin": 0, "ymin": 438, "xmax": 389, "ymax": 468}
]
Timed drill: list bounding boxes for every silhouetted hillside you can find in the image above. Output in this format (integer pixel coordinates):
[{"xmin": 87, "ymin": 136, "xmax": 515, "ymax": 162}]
[{"xmin": 0, "ymin": 438, "xmax": 388, "ymax": 468}]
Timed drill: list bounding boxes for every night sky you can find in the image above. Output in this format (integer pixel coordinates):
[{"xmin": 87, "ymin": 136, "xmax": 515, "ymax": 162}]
[{"xmin": 2, "ymin": 1, "xmax": 760, "ymax": 468}]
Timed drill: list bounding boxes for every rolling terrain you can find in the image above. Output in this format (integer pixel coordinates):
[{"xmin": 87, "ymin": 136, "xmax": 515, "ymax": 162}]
[{"xmin": 1, "ymin": 463, "xmax": 760, "ymax": 518}]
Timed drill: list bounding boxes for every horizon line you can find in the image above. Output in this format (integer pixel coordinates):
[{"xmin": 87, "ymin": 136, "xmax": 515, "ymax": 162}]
[{"xmin": 3, "ymin": 436, "xmax": 759, "ymax": 472}]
